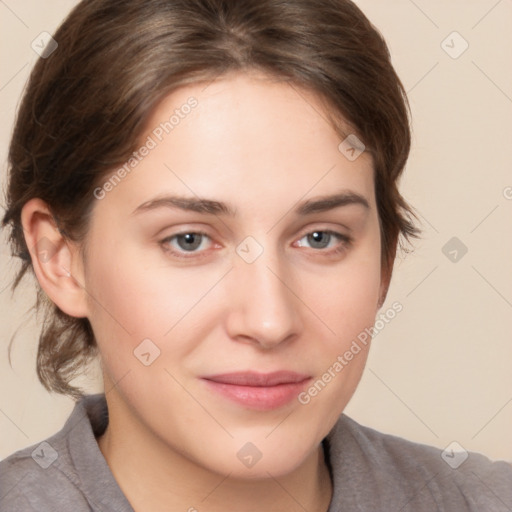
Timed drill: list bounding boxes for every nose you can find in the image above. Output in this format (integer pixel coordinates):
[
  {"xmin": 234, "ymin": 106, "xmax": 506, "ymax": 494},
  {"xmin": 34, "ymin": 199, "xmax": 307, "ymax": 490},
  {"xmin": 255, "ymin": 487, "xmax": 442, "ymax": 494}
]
[{"xmin": 225, "ymin": 245, "xmax": 303, "ymax": 350}]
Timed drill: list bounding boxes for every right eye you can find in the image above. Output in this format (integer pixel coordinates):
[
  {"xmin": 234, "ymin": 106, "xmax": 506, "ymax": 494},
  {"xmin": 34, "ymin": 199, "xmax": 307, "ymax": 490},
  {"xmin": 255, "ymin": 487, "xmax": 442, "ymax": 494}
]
[{"xmin": 160, "ymin": 231, "xmax": 214, "ymax": 258}]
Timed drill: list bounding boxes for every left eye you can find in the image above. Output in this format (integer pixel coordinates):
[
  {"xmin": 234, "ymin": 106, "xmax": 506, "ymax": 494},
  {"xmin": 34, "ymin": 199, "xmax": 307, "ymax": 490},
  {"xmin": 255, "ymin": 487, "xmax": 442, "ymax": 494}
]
[{"xmin": 296, "ymin": 230, "xmax": 347, "ymax": 250}]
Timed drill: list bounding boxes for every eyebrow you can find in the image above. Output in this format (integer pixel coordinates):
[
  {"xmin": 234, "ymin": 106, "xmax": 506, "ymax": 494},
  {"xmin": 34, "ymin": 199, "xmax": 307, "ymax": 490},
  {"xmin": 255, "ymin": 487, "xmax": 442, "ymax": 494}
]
[{"xmin": 132, "ymin": 191, "xmax": 370, "ymax": 217}]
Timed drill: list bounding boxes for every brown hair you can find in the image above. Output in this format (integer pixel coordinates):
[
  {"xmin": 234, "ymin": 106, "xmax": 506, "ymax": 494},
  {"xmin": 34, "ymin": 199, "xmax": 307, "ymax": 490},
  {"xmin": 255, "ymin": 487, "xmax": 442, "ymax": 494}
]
[{"xmin": 2, "ymin": 0, "xmax": 419, "ymax": 398}]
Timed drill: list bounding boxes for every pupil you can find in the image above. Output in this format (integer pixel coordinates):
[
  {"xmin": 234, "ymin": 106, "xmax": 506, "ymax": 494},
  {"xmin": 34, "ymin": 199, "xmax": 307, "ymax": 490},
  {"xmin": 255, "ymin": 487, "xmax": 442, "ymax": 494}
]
[
  {"xmin": 179, "ymin": 233, "xmax": 201, "ymax": 251},
  {"xmin": 309, "ymin": 231, "xmax": 329, "ymax": 249}
]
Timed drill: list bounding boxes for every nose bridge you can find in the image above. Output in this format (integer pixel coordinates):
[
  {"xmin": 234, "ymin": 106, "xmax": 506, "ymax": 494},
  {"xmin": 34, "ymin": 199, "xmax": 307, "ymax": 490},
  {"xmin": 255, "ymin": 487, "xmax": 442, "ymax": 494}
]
[{"xmin": 228, "ymin": 236, "xmax": 301, "ymax": 347}]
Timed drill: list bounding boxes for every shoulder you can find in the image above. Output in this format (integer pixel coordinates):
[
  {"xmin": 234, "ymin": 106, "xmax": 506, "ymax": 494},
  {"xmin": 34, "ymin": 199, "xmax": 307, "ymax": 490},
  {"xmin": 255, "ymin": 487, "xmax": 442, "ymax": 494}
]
[
  {"xmin": 0, "ymin": 394, "xmax": 118, "ymax": 512},
  {"xmin": 325, "ymin": 414, "xmax": 512, "ymax": 511},
  {"xmin": 0, "ymin": 432, "xmax": 88, "ymax": 510}
]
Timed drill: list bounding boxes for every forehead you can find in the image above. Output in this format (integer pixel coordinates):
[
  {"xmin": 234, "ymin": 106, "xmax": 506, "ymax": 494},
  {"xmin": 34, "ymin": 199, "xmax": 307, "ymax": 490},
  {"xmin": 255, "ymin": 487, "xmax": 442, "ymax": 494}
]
[{"xmin": 94, "ymin": 70, "xmax": 375, "ymax": 219}]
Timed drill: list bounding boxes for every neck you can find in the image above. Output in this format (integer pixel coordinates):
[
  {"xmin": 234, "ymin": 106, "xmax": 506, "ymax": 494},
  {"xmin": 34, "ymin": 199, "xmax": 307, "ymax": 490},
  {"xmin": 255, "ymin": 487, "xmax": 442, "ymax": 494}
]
[{"xmin": 97, "ymin": 391, "xmax": 333, "ymax": 512}]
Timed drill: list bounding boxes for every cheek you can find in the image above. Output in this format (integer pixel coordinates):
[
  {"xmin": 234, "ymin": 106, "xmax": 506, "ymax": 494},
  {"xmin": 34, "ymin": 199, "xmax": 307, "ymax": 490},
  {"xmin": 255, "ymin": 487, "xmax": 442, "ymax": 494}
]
[
  {"xmin": 309, "ymin": 263, "xmax": 380, "ymax": 372},
  {"xmin": 306, "ymin": 240, "xmax": 382, "ymax": 344},
  {"xmin": 296, "ymin": 232, "xmax": 381, "ymax": 406},
  {"xmin": 82, "ymin": 236, "xmax": 227, "ymax": 370},
  {"xmin": 296, "ymin": 264, "xmax": 381, "ymax": 433}
]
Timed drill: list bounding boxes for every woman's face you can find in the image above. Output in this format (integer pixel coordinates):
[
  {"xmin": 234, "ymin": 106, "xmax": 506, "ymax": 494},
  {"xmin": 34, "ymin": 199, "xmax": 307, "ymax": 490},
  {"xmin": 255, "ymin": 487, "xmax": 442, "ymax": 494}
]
[{"xmin": 83, "ymin": 70, "xmax": 384, "ymax": 477}]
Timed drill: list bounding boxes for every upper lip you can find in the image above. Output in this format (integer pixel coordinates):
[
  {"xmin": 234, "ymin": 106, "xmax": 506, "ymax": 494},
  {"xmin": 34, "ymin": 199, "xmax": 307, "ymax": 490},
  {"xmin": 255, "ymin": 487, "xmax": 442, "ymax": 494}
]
[{"xmin": 202, "ymin": 371, "xmax": 311, "ymax": 387}]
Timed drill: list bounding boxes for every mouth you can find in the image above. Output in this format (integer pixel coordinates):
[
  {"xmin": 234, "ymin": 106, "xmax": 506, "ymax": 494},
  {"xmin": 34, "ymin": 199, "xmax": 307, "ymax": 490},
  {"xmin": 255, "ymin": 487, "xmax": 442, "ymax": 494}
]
[{"xmin": 201, "ymin": 371, "xmax": 312, "ymax": 410}]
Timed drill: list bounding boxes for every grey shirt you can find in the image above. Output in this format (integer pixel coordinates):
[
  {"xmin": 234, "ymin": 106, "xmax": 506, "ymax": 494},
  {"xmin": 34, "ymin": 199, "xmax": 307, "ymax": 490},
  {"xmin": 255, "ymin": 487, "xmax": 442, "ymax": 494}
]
[{"xmin": 1, "ymin": 394, "xmax": 511, "ymax": 511}]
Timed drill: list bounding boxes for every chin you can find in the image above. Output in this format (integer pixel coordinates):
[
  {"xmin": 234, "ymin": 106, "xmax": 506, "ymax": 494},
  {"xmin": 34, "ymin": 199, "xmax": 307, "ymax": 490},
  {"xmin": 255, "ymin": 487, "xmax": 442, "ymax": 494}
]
[{"xmin": 192, "ymin": 432, "xmax": 320, "ymax": 481}]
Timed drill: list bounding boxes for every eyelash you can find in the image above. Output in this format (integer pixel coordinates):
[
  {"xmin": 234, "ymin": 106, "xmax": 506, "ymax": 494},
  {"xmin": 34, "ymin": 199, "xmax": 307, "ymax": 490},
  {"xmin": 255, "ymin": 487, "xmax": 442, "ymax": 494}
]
[{"xmin": 160, "ymin": 229, "xmax": 352, "ymax": 260}]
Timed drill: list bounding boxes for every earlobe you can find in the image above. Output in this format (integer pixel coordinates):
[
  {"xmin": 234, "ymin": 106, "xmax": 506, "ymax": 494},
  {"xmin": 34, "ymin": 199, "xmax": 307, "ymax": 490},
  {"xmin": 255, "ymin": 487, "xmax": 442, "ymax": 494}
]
[{"xmin": 21, "ymin": 198, "xmax": 89, "ymax": 318}]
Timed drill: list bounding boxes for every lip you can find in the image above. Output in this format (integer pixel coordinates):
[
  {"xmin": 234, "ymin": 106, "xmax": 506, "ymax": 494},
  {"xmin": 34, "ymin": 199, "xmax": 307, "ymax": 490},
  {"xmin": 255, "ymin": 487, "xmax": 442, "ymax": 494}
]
[{"xmin": 201, "ymin": 371, "xmax": 311, "ymax": 410}]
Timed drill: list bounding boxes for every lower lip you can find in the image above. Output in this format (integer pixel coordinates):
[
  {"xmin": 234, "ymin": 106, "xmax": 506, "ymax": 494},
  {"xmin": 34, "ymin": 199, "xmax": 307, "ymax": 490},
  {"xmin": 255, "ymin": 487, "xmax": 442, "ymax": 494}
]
[{"xmin": 202, "ymin": 379, "xmax": 311, "ymax": 410}]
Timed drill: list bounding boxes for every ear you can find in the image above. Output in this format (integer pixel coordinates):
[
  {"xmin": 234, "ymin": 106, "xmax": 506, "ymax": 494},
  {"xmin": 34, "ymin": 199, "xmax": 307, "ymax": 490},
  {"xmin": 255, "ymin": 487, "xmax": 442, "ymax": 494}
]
[{"xmin": 21, "ymin": 198, "xmax": 89, "ymax": 318}]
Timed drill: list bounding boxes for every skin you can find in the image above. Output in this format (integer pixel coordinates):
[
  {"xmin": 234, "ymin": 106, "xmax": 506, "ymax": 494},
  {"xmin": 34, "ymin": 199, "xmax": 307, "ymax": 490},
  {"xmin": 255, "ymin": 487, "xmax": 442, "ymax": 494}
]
[{"xmin": 22, "ymin": 70, "xmax": 390, "ymax": 512}]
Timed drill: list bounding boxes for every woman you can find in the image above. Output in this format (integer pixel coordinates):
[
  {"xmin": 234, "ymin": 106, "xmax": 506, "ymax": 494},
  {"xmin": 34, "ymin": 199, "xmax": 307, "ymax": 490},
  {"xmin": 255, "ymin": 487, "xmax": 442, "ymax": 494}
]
[{"xmin": 1, "ymin": 1, "xmax": 511, "ymax": 511}]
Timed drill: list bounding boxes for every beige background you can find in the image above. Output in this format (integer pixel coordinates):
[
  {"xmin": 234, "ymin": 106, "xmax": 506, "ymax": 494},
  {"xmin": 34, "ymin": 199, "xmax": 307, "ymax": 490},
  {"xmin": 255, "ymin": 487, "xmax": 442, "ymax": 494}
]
[{"xmin": 1, "ymin": 0, "xmax": 511, "ymax": 462}]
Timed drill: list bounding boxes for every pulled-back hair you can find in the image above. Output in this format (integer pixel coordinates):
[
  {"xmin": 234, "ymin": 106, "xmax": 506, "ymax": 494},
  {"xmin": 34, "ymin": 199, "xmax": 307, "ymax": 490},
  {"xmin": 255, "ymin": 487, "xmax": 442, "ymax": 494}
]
[{"xmin": 2, "ymin": 0, "xmax": 418, "ymax": 398}]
